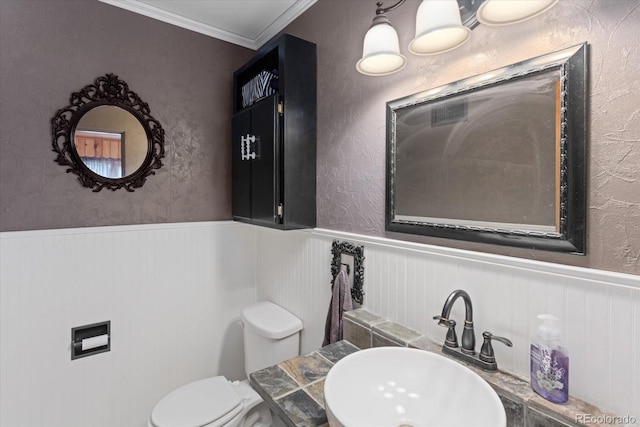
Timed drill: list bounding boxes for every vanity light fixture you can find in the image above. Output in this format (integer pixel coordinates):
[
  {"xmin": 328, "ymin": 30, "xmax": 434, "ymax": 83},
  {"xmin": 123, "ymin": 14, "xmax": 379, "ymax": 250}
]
[
  {"xmin": 476, "ymin": 0, "xmax": 559, "ymax": 26},
  {"xmin": 408, "ymin": 0, "xmax": 470, "ymax": 56},
  {"xmin": 357, "ymin": 0, "xmax": 559, "ymax": 76},
  {"xmin": 356, "ymin": 3, "xmax": 407, "ymax": 76}
]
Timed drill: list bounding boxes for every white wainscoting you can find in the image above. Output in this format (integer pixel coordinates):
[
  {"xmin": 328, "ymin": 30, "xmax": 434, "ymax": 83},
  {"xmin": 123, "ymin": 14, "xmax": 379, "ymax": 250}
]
[
  {"xmin": 0, "ymin": 221, "xmax": 257, "ymax": 427},
  {"xmin": 255, "ymin": 227, "xmax": 640, "ymax": 422},
  {"xmin": 2, "ymin": 222, "xmax": 637, "ymax": 426}
]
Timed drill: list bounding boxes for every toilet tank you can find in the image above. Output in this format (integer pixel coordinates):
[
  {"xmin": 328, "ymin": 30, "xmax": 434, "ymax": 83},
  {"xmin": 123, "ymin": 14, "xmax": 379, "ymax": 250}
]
[{"xmin": 241, "ymin": 301, "xmax": 303, "ymax": 377}]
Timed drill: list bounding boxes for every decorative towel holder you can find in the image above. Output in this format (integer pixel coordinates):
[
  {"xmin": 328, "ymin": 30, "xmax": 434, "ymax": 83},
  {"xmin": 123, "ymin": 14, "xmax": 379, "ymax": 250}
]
[
  {"xmin": 331, "ymin": 240, "xmax": 365, "ymax": 305},
  {"xmin": 340, "ymin": 263, "xmax": 351, "ymax": 274}
]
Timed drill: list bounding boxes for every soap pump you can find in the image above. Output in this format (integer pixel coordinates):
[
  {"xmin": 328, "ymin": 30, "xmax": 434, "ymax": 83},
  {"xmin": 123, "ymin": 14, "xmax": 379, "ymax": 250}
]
[{"xmin": 530, "ymin": 314, "xmax": 569, "ymax": 403}]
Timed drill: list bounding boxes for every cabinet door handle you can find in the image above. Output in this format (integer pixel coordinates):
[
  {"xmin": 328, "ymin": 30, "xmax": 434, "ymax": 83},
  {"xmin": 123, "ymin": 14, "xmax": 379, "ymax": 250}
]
[{"xmin": 241, "ymin": 134, "xmax": 256, "ymax": 161}]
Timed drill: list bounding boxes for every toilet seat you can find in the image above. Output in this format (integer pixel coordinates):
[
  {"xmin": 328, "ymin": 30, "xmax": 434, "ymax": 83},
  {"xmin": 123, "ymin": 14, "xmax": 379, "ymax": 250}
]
[{"xmin": 150, "ymin": 377, "xmax": 243, "ymax": 427}]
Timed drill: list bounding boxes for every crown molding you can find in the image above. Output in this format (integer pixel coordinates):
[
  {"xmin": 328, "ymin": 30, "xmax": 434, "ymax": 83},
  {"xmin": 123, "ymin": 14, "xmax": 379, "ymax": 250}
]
[
  {"xmin": 98, "ymin": 0, "xmax": 316, "ymax": 50},
  {"xmin": 252, "ymin": 0, "xmax": 316, "ymax": 48}
]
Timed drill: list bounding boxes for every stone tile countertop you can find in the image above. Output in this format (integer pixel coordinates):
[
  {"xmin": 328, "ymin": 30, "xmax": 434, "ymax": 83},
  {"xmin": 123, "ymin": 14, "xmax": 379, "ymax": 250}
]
[
  {"xmin": 250, "ymin": 308, "xmax": 625, "ymax": 427},
  {"xmin": 250, "ymin": 340, "xmax": 359, "ymax": 427}
]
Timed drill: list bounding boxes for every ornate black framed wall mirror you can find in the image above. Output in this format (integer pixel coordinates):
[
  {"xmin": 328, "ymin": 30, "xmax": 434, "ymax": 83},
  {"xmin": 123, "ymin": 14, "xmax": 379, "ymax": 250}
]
[
  {"xmin": 51, "ymin": 73, "xmax": 165, "ymax": 192},
  {"xmin": 331, "ymin": 240, "xmax": 365, "ymax": 305},
  {"xmin": 386, "ymin": 43, "xmax": 587, "ymax": 254}
]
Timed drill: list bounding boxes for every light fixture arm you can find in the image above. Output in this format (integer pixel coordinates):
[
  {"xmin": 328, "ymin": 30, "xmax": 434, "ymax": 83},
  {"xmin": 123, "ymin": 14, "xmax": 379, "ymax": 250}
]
[{"xmin": 375, "ymin": 0, "xmax": 406, "ymax": 15}]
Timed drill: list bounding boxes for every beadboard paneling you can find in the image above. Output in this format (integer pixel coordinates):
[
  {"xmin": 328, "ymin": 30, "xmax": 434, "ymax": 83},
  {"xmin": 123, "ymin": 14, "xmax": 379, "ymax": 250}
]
[
  {"xmin": 3, "ymin": 222, "xmax": 637, "ymax": 426},
  {"xmin": 256, "ymin": 227, "xmax": 640, "ymax": 422},
  {"xmin": 0, "ymin": 221, "xmax": 257, "ymax": 427},
  {"xmin": 255, "ymin": 227, "xmax": 333, "ymax": 355}
]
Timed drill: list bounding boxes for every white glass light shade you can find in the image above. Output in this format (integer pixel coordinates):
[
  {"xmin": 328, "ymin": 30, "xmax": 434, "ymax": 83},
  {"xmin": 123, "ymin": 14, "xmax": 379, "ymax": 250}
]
[
  {"xmin": 408, "ymin": 0, "xmax": 471, "ymax": 56},
  {"xmin": 356, "ymin": 16, "xmax": 407, "ymax": 76},
  {"xmin": 477, "ymin": 0, "xmax": 558, "ymax": 26}
]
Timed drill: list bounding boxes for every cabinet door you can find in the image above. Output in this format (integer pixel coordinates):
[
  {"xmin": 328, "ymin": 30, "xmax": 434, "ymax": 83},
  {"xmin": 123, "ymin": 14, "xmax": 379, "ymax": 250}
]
[
  {"xmin": 231, "ymin": 97, "xmax": 280, "ymax": 225},
  {"xmin": 250, "ymin": 97, "xmax": 279, "ymax": 225},
  {"xmin": 232, "ymin": 109, "xmax": 252, "ymax": 220}
]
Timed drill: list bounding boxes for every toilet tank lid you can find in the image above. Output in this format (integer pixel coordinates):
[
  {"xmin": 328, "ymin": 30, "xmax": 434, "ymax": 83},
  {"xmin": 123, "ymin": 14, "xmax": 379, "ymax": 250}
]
[{"xmin": 241, "ymin": 301, "xmax": 303, "ymax": 339}]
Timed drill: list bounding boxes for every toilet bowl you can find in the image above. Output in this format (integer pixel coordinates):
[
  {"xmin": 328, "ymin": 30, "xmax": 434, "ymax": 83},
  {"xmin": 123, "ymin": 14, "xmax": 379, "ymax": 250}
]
[{"xmin": 148, "ymin": 301, "xmax": 303, "ymax": 427}]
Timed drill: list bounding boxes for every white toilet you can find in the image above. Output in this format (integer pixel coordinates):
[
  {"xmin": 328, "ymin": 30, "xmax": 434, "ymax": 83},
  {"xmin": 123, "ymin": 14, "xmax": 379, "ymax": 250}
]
[{"xmin": 148, "ymin": 301, "xmax": 303, "ymax": 427}]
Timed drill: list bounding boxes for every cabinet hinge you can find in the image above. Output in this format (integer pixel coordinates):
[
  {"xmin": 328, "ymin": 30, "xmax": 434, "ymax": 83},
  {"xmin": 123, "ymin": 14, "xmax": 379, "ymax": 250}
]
[
  {"xmin": 277, "ymin": 203, "xmax": 284, "ymax": 218},
  {"xmin": 277, "ymin": 101, "xmax": 284, "ymax": 116}
]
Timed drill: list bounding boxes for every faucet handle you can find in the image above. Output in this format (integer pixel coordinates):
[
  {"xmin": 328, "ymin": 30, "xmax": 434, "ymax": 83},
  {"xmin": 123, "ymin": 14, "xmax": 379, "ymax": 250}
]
[
  {"xmin": 444, "ymin": 320, "xmax": 458, "ymax": 349},
  {"xmin": 479, "ymin": 331, "xmax": 513, "ymax": 363},
  {"xmin": 433, "ymin": 315, "xmax": 448, "ymax": 328}
]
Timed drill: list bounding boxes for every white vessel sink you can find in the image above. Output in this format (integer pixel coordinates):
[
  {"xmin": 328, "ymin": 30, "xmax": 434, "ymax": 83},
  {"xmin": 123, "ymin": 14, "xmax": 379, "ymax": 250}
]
[{"xmin": 324, "ymin": 347, "xmax": 506, "ymax": 427}]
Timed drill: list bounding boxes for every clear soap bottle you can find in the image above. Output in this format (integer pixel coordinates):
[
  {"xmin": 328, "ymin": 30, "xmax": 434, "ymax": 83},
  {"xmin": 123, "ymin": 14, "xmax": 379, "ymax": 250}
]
[{"xmin": 530, "ymin": 314, "xmax": 569, "ymax": 403}]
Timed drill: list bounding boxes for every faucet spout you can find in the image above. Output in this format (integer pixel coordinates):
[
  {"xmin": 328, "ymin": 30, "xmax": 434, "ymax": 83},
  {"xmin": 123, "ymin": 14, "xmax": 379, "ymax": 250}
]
[{"xmin": 438, "ymin": 290, "xmax": 475, "ymax": 354}]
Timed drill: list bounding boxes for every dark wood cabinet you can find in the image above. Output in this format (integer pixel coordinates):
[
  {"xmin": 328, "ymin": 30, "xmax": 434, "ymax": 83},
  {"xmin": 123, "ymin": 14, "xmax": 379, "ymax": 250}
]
[{"xmin": 232, "ymin": 34, "xmax": 316, "ymax": 230}]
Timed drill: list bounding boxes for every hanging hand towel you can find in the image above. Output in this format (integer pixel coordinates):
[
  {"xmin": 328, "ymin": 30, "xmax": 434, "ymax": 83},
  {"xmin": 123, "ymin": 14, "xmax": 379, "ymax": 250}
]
[{"xmin": 322, "ymin": 270, "xmax": 354, "ymax": 346}]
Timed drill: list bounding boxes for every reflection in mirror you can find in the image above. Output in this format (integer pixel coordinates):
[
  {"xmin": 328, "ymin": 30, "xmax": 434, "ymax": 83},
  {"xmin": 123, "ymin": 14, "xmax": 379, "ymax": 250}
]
[
  {"xmin": 386, "ymin": 44, "xmax": 587, "ymax": 254},
  {"xmin": 331, "ymin": 240, "xmax": 365, "ymax": 305},
  {"xmin": 75, "ymin": 130, "xmax": 124, "ymax": 179},
  {"xmin": 52, "ymin": 73, "xmax": 165, "ymax": 192},
  {"xmin": 74, "ymin": 106, "xmax": 147, "ymax": 179},
  {"xmin": 394, "ymin": 69, "xmax": 558, "ymax": 233}
]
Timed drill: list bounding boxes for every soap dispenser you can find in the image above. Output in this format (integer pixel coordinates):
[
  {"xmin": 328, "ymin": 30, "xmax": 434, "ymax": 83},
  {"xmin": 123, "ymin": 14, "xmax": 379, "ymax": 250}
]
[{"xmin": 530, "ymin": 314, "xmax": 569, "ymax": 403}]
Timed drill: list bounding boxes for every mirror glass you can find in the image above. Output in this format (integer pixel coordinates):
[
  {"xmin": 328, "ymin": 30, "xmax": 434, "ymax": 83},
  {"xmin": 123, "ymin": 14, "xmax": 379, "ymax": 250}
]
[
  {"xmin": 394, "ymin": 69, "xmax": 558, "ymax": 233},
  {"xmin": 386, "ymin": 44, "xmax": 587, "ymax": 253},
  {"xmin": 74, "ymin": 106, "xmax": 148, "ymax": 179}
]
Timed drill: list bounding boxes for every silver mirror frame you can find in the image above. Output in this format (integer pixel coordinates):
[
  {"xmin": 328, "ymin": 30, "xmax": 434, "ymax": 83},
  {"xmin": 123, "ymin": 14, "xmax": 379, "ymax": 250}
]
[{"xmin": 386, "ymin": 43, "xmax": 587, "ymax": 254}]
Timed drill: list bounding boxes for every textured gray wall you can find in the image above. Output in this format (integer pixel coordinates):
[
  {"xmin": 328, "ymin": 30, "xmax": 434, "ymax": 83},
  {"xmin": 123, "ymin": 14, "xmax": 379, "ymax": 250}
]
[
  {"xmin": 282, "ymin": 0, "xmax": 640, "ymax": 275},
  {"xmin": 0, "ymin": 0, "xmax": 252, "ymax": 231},
  {"xmin": 2, "ymin": 1, "xmax": 638, "ymax": 275}
]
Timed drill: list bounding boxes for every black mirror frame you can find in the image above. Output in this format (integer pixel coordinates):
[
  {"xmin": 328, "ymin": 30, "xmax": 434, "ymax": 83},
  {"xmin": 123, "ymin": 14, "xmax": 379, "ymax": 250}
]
[
  {"xmin": 51, "ymin": 73, "xmax": 165, "ymax": 192},
  {"xmin": 331, "ymin": 240, "xmax": 365, "ymax": 305},
  {"xmin": 386, "ymin": 44, "xmax": 587, "ymax": 254}
]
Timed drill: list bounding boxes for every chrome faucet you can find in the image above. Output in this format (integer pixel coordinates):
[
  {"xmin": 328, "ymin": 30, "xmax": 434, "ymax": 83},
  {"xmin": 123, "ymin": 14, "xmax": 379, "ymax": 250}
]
[{"xmin": 434, "ymin": 289, "xmax": 512, "ymax": 372}]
